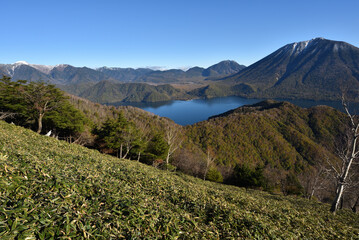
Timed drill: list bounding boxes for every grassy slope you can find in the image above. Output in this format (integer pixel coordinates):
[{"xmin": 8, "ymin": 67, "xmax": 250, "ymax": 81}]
[{"xmin": 0, "ymin": 121, "xmax": 358, "ymax": 239}]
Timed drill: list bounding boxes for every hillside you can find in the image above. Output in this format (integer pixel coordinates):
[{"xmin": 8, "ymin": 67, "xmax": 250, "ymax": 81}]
[
  {"xmin": 186, "ymin": 100, "xmax": 349, "ymax": 194},
  {"xmin": 67, "ymin": 81, "xmax": 191, "ymax": 104},
  {"xmin": 224, "ymin": 38, "xmax": 359, "ymax": 100},
  {"xmin": 1, "ymin": 120, "xmax": 358, "ymax": 239},
  {"xmin": 66, "ymin": 95, "xmax": 357, "ymax": 204}
]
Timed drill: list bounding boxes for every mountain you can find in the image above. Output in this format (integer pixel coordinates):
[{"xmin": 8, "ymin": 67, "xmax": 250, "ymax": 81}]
[
  {"xmin": 49, "ymin": 65, "xmax": 112, "ymax": 84},
  {"xmin": 203, "ymin": 60, "xmax": 246, "ymax": 77},
  {"xmin": 0, "ymin": 62, "xmax": 113, "ymax": 85},
  {"xmin": 0, "ymin": 60, "xmax": 245, "ymax": 85},
  {"xmin": 224, "ymin": 38, "xmax": 359, "ymax": 100},
  {"xmin": 0, "ymin": 61, "xmax": 52, "ymax": 82},
  {"xmin": 138, "ymin": 69, "xmax": 188, "ymax": 83},
  {"xmin": 97, "ymin": 67, "xmax": 154, "ymax": 82},
  {"xmin": 103, "ymin": 60, "xmax": 245, "ymax": 83},
  {"xmin": 185, "ymin": 66, "xmax": 205, "ymax": 77}
]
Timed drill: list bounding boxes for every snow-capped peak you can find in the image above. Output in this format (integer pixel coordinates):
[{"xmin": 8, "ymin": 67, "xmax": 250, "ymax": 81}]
[
  {"xmin": 14, "ymin": 60, "xmax": 29, "ymax": 65},
  {"xmin": 286, "ymin": 38, "xmax": 324, "ymax": 56},
  {"xmin": 10, "ymin": 61, "xmax": 57, "ymax": 74}
]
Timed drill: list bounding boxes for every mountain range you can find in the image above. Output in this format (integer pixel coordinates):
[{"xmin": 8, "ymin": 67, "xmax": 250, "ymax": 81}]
[
  {"xmin": 0, "ymin": 60, "xmax": 245, "ymax": 85},
  {"xmin": 1, "ymin": 38, "xmax": 359, "ymax": 102}
]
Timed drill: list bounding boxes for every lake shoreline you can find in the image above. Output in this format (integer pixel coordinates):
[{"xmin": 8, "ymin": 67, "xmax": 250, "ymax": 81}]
[{"xmin": 106, "ymin": 96, "xmax": 359, "ymax": 126}]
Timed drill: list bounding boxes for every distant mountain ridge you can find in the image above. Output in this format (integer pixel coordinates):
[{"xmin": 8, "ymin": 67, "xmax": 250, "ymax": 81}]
[{"xmin": 0, "ymin": 60, "xmax": 245, "ymax": 85}]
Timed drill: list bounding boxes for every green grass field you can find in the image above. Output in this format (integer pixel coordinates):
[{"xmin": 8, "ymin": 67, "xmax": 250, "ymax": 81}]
[{"xmin": 0, "ymin": 120, "xmax": 358, "ymax": 239}]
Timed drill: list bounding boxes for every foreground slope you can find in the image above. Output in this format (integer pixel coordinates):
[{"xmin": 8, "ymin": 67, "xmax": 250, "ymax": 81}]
[{"xmin": 0, "ymin": 121, "xmax": 358, "ymax": 239}]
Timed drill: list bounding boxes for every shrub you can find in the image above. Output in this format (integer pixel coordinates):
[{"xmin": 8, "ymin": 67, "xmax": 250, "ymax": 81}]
[{"xmin": 206, "ymin": 166, "xmax": 223, "ymax": 183}]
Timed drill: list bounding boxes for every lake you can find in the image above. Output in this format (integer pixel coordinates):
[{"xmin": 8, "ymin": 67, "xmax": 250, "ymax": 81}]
[{"xmin": 114, "ymin": 97, "xmax": 359, "ymax": 126}]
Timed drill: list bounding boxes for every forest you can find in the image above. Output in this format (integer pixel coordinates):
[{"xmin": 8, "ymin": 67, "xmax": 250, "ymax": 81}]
[{"xmin": 1, "ymin": 76, "xmax": 358, "ymax": 214}]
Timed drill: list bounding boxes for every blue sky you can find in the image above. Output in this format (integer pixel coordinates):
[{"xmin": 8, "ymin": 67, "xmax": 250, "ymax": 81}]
[{"xmin": 1, "ymin": 0, "xmax": 358, "ymax": 69}]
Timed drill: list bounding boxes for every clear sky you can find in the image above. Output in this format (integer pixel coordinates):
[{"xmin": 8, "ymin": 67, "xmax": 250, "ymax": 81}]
[{"xmin": 1, "ymin": 0, "xmax": 358, "ymax": 69}]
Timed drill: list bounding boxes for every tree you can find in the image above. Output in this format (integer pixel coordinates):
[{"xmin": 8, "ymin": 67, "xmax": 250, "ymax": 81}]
[
  {"xmin": 164, "ymin": 123, "xmax": 183, "ymax": 168},
  {"xmin": 95, "ymin": 113, "xmax": 127, "ymax": 157},
  {"xmin": 43, "ymin": 101, "xmax": 90, "ymax": 141},
  {"xmin": 330, "ymin": 97, "xmax": 359, "ymax": 213},
  {"xmin": 20, "ymin": 81, "xmax": 65, "ymax": 133},
  {"xmin": 0, "ymin": 76, "xmax": 27, "ymax": 123},
  {"xmin": 230, "ymin": 164, "xmax": 267, "ymax": 190},
  {"xmin": 298, "ymin": 158, "xmax": 330, "ymax": 200},
  {"xmin": 0, "ymin": 77, "xmax": 68, "ymax": 133},
  {"xmin": 94, "ymin": 112, "xmax": 142, "ymax": 159},
  {"xmin": 144, "ymin": 133, "xmax": 168, "ymax": 165},
  {"xmin": 206, "ymin": 166, "xmax": 223, "ymax": 183},
  {"xmin": 203, "ymin": 148, "xmax": 216, "ymax": 180},
  {"xmin": 172, "ymin": 147, "xmax": 206, "ymax": 178},
  {"xmin": 120, "ymin": 122, "xmax": 142, "ymax": 159}
]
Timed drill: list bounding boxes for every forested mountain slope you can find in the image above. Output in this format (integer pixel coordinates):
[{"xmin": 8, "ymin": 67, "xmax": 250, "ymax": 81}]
[{"xmin": 186, "ymin": 100, "xmax": 349, "ymax": 194}]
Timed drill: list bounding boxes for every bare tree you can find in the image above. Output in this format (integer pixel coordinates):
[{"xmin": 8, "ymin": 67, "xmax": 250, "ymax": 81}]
[
  {"xmin": 299, "ymin": 162, "xmax": 329, "ymax": 200},
  {"xmin": 352, "ymin": 195, "xmax": 359, "ymax": 213},
  {"xmin": 132, "ymin": 120, "xmax": 152, "ymax": 162},
  {"xmin": 330, "ymin": 97, "xmax": 359, "ymax": 213},
  {"xmin": 121, "ymin": 126, "xmax": 140, "ymax": 159},
  {"xmin": 164, "ymin": 123, "xmax": 183, "ymax": 168},
  {"xmin": 172, "ymin": 148, "xmax": 206, "ymax": 178},
  {"xmin": 203, "ymin": 148, "xmax": 216, "ymax": 180}
]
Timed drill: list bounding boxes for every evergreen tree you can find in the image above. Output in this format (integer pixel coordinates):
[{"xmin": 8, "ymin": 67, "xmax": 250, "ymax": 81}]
[
  {"xmin": 0, "ymin": 76, "xmax": 28, "ymax": 123},
  {"xmin": 143, "ymin": 133, "xmax": 169, "ymax": 164},
  {"xmin": 94, "ymin": 112, "xmax": 142, "ymax": 159},
  {"xmin": 20, "ymin": 81, "xmax": 65, "ymax": 133},
  {"xmin": 205, "ymin": 166, "xmax": 223, "ymax": 183},
  {"xmin": 43, "ymin": 101, "xmax": 90, "ymax": 138}
]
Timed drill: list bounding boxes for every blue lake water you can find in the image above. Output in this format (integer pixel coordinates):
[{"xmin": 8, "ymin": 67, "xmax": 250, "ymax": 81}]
[{"xmin": 114, "ymin": 97, "xmax": 359, "ymax": 126}]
